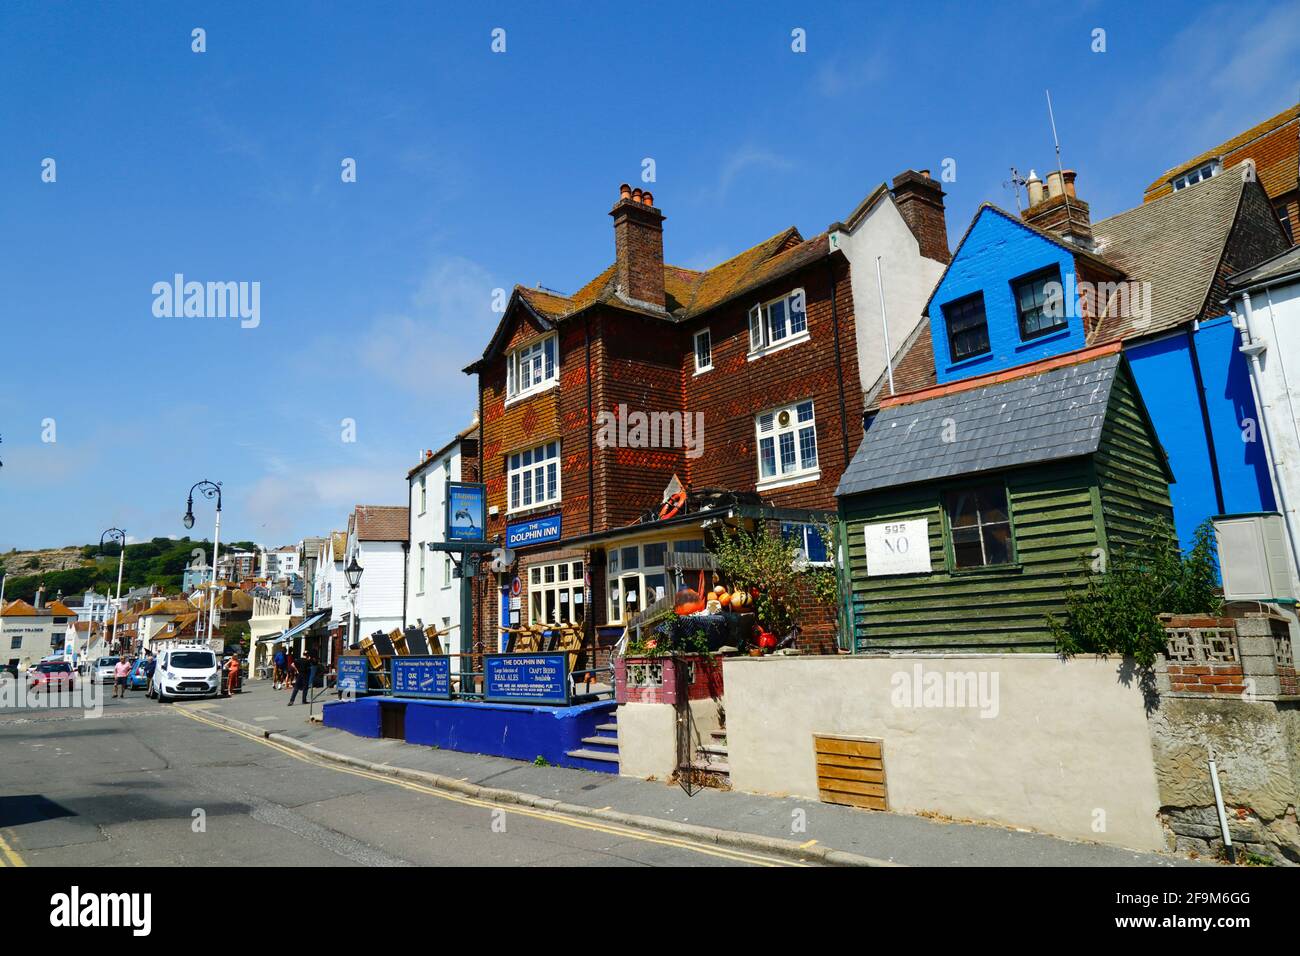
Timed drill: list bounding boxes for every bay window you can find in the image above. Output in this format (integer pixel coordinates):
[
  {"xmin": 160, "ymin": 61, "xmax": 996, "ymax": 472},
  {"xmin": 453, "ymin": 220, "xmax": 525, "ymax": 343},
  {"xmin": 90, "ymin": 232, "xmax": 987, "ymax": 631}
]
[
  {"xmin": 506, "ymin": 334, "xmax": 558, "ymax": 402},
  {"xmin": 606, "ymin": 538, "xmax": 705, "ymax": 623},
  {"xmin": 528, "ymin": 559, "xmax": 585, "ymax": 626},
  {"xmin": 508, "ymin": 440, "xmax": 560, "ymax": 512},
  {"xmin": 756, "ymin": 400, "xmax": 819, "ymax": 487}
]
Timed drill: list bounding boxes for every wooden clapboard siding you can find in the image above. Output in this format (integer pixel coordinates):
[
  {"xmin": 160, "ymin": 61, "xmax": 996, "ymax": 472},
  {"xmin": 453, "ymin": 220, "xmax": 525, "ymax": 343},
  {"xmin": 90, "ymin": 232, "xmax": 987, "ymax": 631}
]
[
  {"xmin": 815, "ymin": 735, "xmax": 888, "ymax": 810},
  {"xmin": 1093, "ymin": 365, "xmax": 1175, "ymax": 549},
  {"xmin": 841, "ymin": 459, "xmax": 1102, "ymax": 652}
]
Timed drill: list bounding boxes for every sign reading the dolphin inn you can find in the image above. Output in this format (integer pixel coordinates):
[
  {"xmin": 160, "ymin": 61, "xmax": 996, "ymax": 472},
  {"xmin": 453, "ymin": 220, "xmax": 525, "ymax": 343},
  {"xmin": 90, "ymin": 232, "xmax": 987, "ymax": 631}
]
[
  {"xmin": 505, "ymin": 513, "xmax": 562, "ymax": 549},
  {"xmin": 864, "ymin": 519, "xmax": 932, "ymax": 576},
  {"xmin": 391, "ymin": 656, "xmax": 452, "ymax": 699},
  {"xmin": 484, "ymin": 653, "xmax": 569, "ymax": 705},
  {"xmin": 446, "ymin": 482, "xmax": 487, "ymax": 542}
]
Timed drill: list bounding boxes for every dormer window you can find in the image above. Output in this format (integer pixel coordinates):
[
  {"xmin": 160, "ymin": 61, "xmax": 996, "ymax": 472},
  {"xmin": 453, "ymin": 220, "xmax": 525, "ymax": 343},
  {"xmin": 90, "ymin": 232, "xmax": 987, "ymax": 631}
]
[
  {"xmin": 748, "ymin": 289, "xmax": 809, "ymax": 358},
  {"xmin": 506, "ymin": 334, "xmax": 558, "ymax": 402},
  {"xmin": 1171, "ymin": 160, "xmax": 1220, "ymax": 191}
]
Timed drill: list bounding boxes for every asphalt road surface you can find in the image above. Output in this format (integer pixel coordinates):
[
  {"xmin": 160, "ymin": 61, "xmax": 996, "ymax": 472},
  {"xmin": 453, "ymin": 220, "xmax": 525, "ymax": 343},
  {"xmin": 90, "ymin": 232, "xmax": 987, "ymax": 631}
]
[{"xmin": 0, "ymin": 689, "xmax": 794, "ymax": 867}]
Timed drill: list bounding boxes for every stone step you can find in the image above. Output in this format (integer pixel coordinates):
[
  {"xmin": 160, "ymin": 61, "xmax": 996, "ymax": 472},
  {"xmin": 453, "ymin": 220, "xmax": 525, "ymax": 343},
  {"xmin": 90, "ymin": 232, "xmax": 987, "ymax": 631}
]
[
  {"xmin": 580, "ymin": 736, "xmax": 620, "ymax": 750},
  {"xmin": 709, "ymin": 728, "xmax": 727, "ymax": 740},
  {"xmin": 688, "ymin": 759, "xmax": 730, "ymax": 775},
  {"xmin": 567, "ymin": 748, "xmax": 620, "ymax": 764},
  {"xmin": 697, "ymin": 743, "xmax": 729, "ymax": 756}
]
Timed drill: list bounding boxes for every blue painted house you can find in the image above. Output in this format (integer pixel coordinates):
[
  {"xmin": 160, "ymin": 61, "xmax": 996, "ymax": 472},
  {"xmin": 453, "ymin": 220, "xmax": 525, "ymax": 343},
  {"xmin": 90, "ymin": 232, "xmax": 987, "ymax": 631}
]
[{"xmin": 879, "ymin": 165, "xmax": 1291, "ymax": 550}]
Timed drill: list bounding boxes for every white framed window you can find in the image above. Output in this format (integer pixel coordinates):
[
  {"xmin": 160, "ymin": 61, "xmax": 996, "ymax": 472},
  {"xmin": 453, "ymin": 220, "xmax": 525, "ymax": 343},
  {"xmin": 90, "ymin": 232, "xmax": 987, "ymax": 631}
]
[
  {"xmin": 443, "ymin": 555, "xmax": 452, "ymax": 588},
  {"xmin": 748, "ymin": 288, "xmax": 808, "ymax": 358},
  {"xmin": 693, "ymin": 328, "xmax": 713, "ymax": 373},
  {"xmin": 418, "ymin": 543, "xmax": 426, "ymax": 593},
  {"xmin": 756, "ymin": 400, "xmax": 819, "ymax": 489},
  {"xmin": 1171, "ymin": 160, "xmax": 1220, "ymax": 191},
  {"xmin": 527, "ymin": 559, "xmax": 585, "ymax": 625},
  {"xmin": 505, "ymin": 334, "xmax": 558, "ymax": 402},
  {"xmin": 419, "ymin": 475, "xmax": 427, "ymax": 515},
  {"xmin": 508, "ymin": 440, "xmax": 560, "ymax": 512}
]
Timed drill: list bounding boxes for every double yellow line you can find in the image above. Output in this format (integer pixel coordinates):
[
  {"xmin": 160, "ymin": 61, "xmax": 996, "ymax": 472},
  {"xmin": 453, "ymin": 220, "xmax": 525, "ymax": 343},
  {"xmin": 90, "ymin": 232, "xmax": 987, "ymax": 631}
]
[
  {"xmin": 0, "ymin": 831, "xmax": 25, "ymax": 867},
  {"xmin": 175, "ymin": 708, "xmax": 799, "ymax": 867}
]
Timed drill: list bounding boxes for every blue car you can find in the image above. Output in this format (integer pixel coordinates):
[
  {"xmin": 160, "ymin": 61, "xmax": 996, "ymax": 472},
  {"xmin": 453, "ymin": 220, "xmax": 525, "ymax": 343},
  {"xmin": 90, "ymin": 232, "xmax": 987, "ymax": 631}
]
[{"xmin": 127, "ymin": 659, "xmax": 151, "ymax": 692}]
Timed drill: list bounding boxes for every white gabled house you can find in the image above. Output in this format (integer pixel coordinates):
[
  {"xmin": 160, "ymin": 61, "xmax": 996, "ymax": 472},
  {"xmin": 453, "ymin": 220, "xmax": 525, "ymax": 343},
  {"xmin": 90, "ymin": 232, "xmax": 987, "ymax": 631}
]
[
  {"xmin": 345, "ymin": 505, "xmax": 408, "ymax": 646},
  {"xmin": 405, "ymin": 423, "xmax": 479, "ymax": 661}
]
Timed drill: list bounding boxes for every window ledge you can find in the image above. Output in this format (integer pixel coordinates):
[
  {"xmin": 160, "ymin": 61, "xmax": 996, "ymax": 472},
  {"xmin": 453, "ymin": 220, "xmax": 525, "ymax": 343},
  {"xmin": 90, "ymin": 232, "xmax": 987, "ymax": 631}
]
[
  {"xmin": 756, "ymin": 469, "xmax": 821, "ymax": 493},
  {"xmin": 504, "ymin": 380, "xmax": 558, "ymax": 408},
  {"xmin": 747, "ymin": 330, "xmax": 810, "ymax": 362},
  {"xmin": 949, "ymin": 562, "xmax": 1023, "ymax": 577},
  {"xmin": 505, "ymin": 500, "xmax": 562, "ymax": 518},
  {"xmin": 693, "ymin": 365, "xmax": 713, "ymax": 376}
]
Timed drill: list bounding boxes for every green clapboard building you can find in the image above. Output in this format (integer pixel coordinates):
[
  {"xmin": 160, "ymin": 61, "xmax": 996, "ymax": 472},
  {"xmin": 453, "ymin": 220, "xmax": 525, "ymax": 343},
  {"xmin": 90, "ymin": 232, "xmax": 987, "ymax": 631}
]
[{"xmin": 835, "ymin": 344, "xmax": 1173, "ymax": 652}]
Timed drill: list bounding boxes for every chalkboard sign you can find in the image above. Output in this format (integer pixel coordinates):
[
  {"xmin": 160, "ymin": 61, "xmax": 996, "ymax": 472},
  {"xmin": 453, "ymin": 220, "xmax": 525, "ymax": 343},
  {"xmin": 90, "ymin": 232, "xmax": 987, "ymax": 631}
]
[
  {"xmin": 391, "ymin": 656, "xmax": 452, "ymax": 699},
  {"xmin": 336, "ymin": 657, "xmax": 368, "ymax": 696},
  {"xmin": 484, "ymin": 653, "xmax": 569, "ymax": 706}
]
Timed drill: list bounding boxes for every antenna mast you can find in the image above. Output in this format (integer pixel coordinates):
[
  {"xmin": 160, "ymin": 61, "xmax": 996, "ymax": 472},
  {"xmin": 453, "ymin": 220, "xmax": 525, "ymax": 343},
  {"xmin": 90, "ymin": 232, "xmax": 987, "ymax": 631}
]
[{"xmin": 1045, "ymin": 89, "xmax": 1076, "ymax": 232}]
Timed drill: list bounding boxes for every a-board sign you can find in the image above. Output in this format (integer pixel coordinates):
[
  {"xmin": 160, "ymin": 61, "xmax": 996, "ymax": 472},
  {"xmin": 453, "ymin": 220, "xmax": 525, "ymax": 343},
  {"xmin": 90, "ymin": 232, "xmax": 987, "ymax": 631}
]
[
  {"xmin": 337, "ymin": 657, "xmax": 368, "ymax": 695},
  {"xmin": 391, "ymin": 656, "xmax": 452, "ymax": 699},
  {"xmin": 484, "ymin": 652, "xmax": 569, "ymax": 706},
  {"xmin": 864, "ymin": 519, "xmax": 932, "ymax": 576}
]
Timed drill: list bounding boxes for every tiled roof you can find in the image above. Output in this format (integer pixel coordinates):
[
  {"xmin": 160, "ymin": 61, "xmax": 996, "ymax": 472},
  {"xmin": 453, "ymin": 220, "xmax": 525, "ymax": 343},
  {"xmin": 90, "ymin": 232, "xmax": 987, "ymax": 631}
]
[
  {"xmin": 469, "ymin": 226, "xmax": 831, "ymax": 370},
  {"xmin": 1091, "ymin": 166, "xmax": 1251, "ymax": 340},
  {"xmin": 141, "ymin": 600, "xmax": 192, "ymax": 617},
  {"xmin": 863, "ymin": 321, "xmax": 938, "ymax": 410},
  {"xmin": 1227, "ymin": 243, "xmax": 1300, "ymax": 291},
  {"xmin": 1144, "ymin": 105, "xmax": 1299, "ymax": 202},
  {"xmin": 351, "ymin": 505, "xmax": 409, "ymax": 542},
  {"xmin": 44, "ymin": 600, "xmax": 77, "ymax": 617},
  {"xmin": 1, "ymin": 599, "xmax": 42, "ymax": 617},
  {"xmin": 837, "ymin": 347, "xmax": 1124, "ymax": 497}
]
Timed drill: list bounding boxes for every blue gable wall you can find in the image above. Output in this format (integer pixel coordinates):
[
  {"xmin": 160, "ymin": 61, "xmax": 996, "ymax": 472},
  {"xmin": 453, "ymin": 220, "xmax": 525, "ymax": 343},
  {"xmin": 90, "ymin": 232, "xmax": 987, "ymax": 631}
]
[
  {"xmin": 928, "ymin": 208, "xmax": 1088, "ymax": 384},
  {"xmin": 1125, "ymin": 321, "xmax": 1274, "ymax": 550}
]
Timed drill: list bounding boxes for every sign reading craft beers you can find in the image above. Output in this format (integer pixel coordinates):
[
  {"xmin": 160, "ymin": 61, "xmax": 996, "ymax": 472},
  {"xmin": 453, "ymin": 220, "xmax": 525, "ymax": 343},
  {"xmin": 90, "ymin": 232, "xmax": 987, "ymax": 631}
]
[
  {"xmin": 484, "ymin": 652, "xmax": 569, "ymax": 706},
  {"xmin": 864, "ymin": 519, "xmax": 932, "ymax": 576}
]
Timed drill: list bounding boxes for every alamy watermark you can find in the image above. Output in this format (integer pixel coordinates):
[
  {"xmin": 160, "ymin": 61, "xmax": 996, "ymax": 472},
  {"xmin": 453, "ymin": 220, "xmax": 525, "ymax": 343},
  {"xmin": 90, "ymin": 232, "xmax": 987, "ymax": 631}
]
[
  {"xmin": 890, "ymin": 662, "xmax": 1000, "ymax": 718},
  {"xmin": 595, "ymin": 403, "xmax": 704, "ymax": 459},
  {"xmin": 152, "ymin": 274, "xmax": 260, "ymax": 328}
]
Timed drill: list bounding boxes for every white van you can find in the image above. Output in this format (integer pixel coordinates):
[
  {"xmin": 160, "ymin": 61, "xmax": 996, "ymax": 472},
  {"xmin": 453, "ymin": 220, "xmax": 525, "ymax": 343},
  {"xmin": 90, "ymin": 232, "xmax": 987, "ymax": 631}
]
[{"xmin": 152, "ymin": 644, "xmax": 221, "ymax": 702}]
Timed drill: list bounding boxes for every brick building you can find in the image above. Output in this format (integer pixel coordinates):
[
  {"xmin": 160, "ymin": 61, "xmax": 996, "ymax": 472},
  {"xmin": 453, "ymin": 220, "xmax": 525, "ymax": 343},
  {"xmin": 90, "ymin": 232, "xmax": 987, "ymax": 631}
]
[
  {"xmin": 464, "ymin": 183, "xmax": 877, "ymax": 657},
  {"xmin": 1144, "ymin": 104, "xmax": 1299, "ymax": 244}
]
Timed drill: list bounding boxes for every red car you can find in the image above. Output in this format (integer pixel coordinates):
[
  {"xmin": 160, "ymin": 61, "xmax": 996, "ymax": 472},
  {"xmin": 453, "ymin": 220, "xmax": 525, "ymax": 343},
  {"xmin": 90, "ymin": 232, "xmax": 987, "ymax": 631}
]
[{"xmin": 29, "ymin": 661, "xmax": 76, "ymax": 693}]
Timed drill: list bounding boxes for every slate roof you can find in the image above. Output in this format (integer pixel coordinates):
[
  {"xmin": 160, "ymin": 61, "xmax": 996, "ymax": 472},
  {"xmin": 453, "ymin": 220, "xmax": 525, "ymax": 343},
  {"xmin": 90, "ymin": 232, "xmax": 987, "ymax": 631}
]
[
  {"xmin": 1227, "ymin": 243, "xmax": 1300, "ymax": 291},
  {"xmin": 1090, "ymin": 166, "xmax": 1253, "ymax": 340},
  {"xmin": 837, "ymin": 347, "xmax": 1123, "ymax": 497}
]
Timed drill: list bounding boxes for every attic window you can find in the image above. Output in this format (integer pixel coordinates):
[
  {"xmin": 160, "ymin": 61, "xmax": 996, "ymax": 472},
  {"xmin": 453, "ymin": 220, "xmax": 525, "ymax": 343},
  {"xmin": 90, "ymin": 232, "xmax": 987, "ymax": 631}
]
[
  {"xmin": 506, "ymin": 334, "xmax": 558, "ymax": 402},
  {"xmin": 941, "ymin": 292, "xmax": 990, "ymax": 363},
  {"xmin": 1013, "ymin": 267, "xmax": 1067, "ymax": 340},
  {"xmin": 1171, "ymin": 160, "xmax": 1220, "ymax": 191},
  {"xmin": 748, "ymin": 289, "xmax": 808, "ymax": 358}
]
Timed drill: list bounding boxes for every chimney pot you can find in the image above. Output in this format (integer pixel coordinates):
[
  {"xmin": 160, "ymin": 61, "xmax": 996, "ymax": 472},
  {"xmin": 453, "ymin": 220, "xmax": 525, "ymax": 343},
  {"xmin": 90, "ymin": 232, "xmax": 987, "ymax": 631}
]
[
  {"xmin": 642, "ymin": 191, "xmax": 654, "ymax": 206},
  {"xmin": 619, "ymin": 182, "xmax": 631, "ymax": 200},
  {"xmin": 1026, "ymin": 169, "xmax": 1045, "ymax": 206},
  {"xmin": 1062, "ymin": 169, "xmax": 1077, "ymax": 199},
  {"xmin": 631, "ymin": 188, "xmax": 643, "ymax": 203},
  {"xmin": 1046, "ymin": 171, "xmax": 1064, "ymax": 199}
]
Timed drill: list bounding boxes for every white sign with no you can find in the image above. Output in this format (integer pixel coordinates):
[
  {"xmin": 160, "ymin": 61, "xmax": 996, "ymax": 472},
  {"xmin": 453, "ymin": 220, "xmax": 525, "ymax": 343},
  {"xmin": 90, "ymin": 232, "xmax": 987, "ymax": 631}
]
[{"xmin": 864, "ymin": 519, "xmax": 931, "ymax": 576}]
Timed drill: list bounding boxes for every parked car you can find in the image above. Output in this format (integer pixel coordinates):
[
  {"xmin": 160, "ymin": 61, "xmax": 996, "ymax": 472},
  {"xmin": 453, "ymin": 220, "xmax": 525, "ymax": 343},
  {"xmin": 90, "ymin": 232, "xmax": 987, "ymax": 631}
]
[
  {"xmin": 92, "ymin": 657, "xmax": 119, "ymax": 684},
  {"xmin": 29, "ymin": 661, "xmax": 75, "ymax": 693},
  {"xmin": 152, "ymin": 645, "xmax": 221, "ymax": 702},
  {"xmin": 127, "ymin": 659, "xmax": 151, "ymax": 692}
]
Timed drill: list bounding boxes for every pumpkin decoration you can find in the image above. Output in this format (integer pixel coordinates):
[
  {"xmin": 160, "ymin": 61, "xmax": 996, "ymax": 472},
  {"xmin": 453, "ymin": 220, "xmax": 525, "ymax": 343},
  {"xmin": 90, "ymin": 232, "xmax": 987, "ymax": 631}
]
[{"xmin": 729, "ymin": 591, "xmax": 750, "ymax": 611}]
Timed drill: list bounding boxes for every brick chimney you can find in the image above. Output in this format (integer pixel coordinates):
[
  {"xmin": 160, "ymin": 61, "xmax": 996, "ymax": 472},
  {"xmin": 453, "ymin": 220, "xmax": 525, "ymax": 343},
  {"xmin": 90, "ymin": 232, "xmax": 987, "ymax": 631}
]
[
  {"xmin": 891, "ymin": 169, "xmax": 950, "ymax": 264},
  {"xmin": 610, "ymin": 183, "xmax": 666, "ymax": 310},
  {"xmin": 1021, "ymin": 168, "xmax": 1093, "ymax": 249}
]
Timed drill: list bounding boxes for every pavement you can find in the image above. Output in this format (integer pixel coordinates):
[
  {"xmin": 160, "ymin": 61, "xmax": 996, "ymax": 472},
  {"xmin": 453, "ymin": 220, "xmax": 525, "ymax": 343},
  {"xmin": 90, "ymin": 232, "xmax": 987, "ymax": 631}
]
[
  {"xmin": 0, "ymin": 686, "xmax": 796, "ymax": 867},
  {"xmin": 195, "ymin": 681, "xmax": 1199, "ymax": 867}
]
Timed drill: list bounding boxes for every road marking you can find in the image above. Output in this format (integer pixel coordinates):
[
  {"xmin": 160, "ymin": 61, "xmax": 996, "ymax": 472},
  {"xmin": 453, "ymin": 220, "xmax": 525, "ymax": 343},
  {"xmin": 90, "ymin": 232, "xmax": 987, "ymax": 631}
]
[
  {"xmin": 800, "ymin": 839, "xmax": 818, "ymax": 848},
  {"xmin": 174, "ymin": 708, "xmax": 798, "ymax": 867},
  {"xmin": 0, "ymin": 831, "xmax": 26, "ymax": 867}
]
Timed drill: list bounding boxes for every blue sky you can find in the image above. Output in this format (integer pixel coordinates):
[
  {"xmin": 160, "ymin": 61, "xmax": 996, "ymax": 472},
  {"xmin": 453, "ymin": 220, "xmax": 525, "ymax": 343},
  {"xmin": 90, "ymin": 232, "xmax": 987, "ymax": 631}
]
[{"xmin": 1, "ymin": 0, "xmax": 1296, "ymax": 550}]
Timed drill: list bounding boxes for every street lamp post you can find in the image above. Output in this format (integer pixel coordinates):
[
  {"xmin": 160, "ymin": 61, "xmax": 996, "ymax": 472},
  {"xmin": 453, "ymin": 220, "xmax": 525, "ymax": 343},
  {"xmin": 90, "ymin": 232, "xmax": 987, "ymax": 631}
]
[
  {"xmin": 183, "ymin": 480, "xmax": 223, "ymax": 643},
  {"xmin": 99, "ymin": 528, "xmax": 127, "ymax": 655},
  {"xmin": 343, "ymin": 555, "xmax": 363, "ymax": 652}
]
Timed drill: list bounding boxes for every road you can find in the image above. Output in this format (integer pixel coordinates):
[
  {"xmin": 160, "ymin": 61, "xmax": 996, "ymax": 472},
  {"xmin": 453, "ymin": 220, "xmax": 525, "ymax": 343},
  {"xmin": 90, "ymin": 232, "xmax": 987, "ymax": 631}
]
[{"xmin": 0, "ymin": 689, "xmax": 795, "ymax": 867}]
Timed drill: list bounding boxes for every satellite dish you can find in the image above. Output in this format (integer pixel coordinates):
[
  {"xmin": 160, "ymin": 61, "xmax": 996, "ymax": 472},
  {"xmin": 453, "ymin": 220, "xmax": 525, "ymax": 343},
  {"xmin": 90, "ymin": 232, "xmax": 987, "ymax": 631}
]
[{"xmin": 489, "ymin": 547, "xmax": 516, "ymax": 573}]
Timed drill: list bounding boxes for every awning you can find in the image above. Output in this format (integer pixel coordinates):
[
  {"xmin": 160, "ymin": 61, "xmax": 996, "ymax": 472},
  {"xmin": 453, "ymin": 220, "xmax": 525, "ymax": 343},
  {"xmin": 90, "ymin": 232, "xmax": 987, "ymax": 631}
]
[{"xmin": 257, "ymin": 608, "xmax": 330, "ymax": 644}]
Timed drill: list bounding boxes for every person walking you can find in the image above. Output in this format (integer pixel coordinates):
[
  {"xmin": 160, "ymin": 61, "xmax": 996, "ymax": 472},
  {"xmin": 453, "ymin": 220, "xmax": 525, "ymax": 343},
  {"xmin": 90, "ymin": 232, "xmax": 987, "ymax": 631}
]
[
  {"xmin": 144, "ymin": 653, "xmax": 157, "ymax": 697},
  {"xmin": 272, "ymin": 646, "xmax": 287, "ymax": 689},
  {"xmin": 287, "ymin": 651, "xmax": 316, "ymax": 707},
  {"xmin": 284, "ymin": 651, "xmax": 298, "ymax": 694},
  {"xmin": 112, "ymin": 657, "xmax": 132, "ymax": 699}
]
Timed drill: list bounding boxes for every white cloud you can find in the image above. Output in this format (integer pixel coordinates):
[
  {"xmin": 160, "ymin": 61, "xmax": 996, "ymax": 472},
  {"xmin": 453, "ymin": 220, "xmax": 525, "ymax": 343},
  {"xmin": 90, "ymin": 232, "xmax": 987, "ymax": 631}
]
[{"xmin": 710, "ymin": 146, "xmax": 795, "ymax": 201}]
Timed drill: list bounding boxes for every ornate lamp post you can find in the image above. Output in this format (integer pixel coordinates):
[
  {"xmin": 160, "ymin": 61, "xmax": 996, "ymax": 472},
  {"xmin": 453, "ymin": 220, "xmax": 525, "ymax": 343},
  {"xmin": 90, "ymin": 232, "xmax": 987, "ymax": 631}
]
[
  {"xmin": 99, "ymin": 528, "xmax": 127, "ymax": 655},
  {"xmin": 343, "ymin": 555, "xmax": 363, "ymax": 650},
  {"xmin": 183, "ymin": 480, "xmax": 223, "ymax": 642}
]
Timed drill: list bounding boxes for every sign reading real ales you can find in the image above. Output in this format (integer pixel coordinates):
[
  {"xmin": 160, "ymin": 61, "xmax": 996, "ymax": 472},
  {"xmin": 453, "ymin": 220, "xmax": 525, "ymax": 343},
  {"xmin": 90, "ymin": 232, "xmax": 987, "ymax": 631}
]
[{"xmin": 864, "ymin": 519, "xmax": 932, "ymax": 576}]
